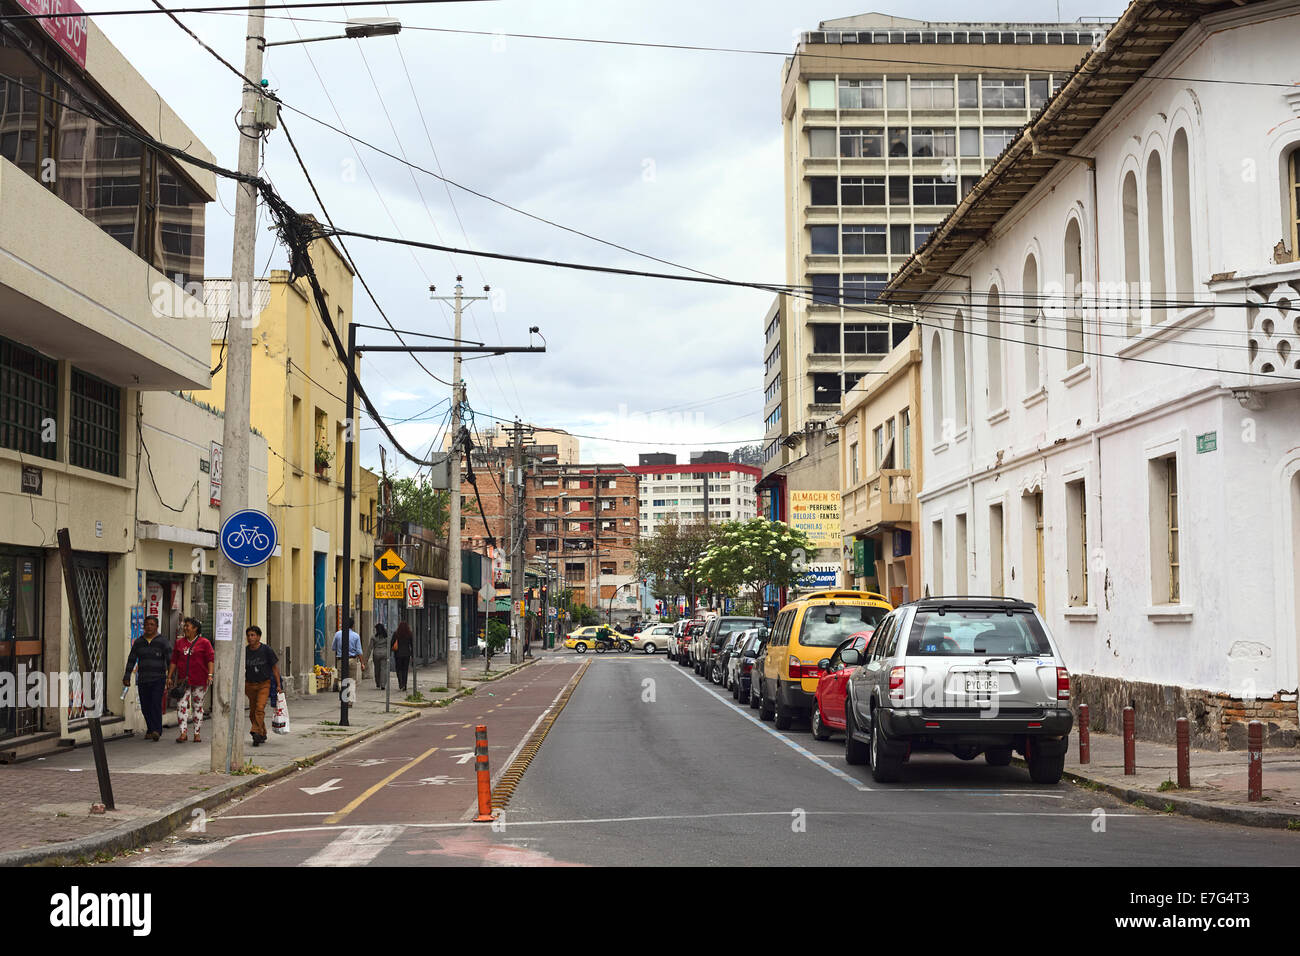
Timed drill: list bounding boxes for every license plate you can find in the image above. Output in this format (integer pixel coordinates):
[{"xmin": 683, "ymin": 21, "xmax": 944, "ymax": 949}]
[{"xmin": 965, "ymin": 676, "xmax": 998, "ymax": 693}]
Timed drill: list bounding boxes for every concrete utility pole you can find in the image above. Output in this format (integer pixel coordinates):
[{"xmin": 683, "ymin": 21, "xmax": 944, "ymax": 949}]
[
  {"xmin": 212, "ymin": 1, "xmax": 267, "ymax": 773},
  {"xmin": 508, "ymin": 419, "xmax": 527, "ymax": 664},
  {"xmin": 431, "ymin": 279, "xmax": 489, "ymax": 689}
]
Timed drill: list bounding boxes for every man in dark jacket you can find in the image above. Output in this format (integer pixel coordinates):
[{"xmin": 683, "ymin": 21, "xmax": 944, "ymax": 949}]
[{"xmin": 123, "ymin": 615, "xmax": 171, "ymax": 740}]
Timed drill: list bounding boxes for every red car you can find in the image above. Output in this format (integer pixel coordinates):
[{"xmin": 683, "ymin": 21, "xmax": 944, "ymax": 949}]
[{"xmin": 811, "ymin": 631, "xmax": 874, "ymax": 740}]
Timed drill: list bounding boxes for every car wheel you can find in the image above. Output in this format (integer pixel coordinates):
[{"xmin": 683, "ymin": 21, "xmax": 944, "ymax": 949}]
[
  {"xmin": 574, "ymin": 643, "xmax": 587, "ymax": 654},
  {"xmin": 644, "ymin": 644, "xmax": 656, "ymax": 654},
  {"xmin": 984, "ymin": 747, "xmax": 1013, "ymax": 766},
  {"xmin": 748, "ymin": 682, "xmax": 760, "ymax": 710},
  {"xmin": 731, "ymin": 680, "xmax": 740, "ymax": 701},
  {"xmin": 844, "ymin": 705, "xmax": 869, "ymax": 765},
  {"xmin": 811, "ymin": 702, "xmax": 830, "ymax": 741},
  {"xmin": 773, "ymin": 691, "xmax": 793, "ymax": 730},
  {"xmin": 870, "ymin": 714, "xmax": 904, "ymax": 783},
  {"xmin": 1027, "ymin": 748, "xmax": 1065, "ymax": 785},
  {"xmin": 759, "ymin": 687, "xmax": 775, "ymax": 722},
  {"xmin": 710, "ymin": 663, "xmax": 722, "ymax": 685}
]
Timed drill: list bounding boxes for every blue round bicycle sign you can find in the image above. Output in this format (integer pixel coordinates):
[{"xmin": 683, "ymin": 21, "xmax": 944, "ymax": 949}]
[{"xmin": 220, "ymin": 509, "xmax": 277, "ymax": 568}]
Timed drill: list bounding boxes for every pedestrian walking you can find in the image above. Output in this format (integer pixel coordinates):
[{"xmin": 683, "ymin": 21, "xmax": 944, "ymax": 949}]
[
  {"xmin": 332, "ymin": 617, "xmax": 365, "ymax": 688},
  {"xmin": 369, "ymin": 621, "xmax": 390, "ymax": 689},
  {"xmin": 391, "ymin": 620, "xmax": 413, "ymax": 692},
  {"xmin": 123, "ymin": 615, "xmax": 171, "ymax": 740},
  {"xmin": 243, "ymin": 625, "xmax": 283, "ymax": 747},
  {"xmin": 168, "ymin": 617, "xmax": 214, "ymax": 743}
]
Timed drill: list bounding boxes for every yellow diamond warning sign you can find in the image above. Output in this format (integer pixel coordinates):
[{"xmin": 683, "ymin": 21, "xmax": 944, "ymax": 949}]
[{"xmin": 374, "ymin": 548, "xmax": 405, "ymax": 580}]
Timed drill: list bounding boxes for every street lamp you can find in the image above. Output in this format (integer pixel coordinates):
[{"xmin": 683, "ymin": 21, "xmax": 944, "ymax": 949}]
[{"xmin": 262, "ymin": 18, "xmax": 402, "ymax": 48}]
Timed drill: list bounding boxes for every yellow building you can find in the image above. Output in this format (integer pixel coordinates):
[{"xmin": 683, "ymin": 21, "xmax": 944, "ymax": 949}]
[
  {"xmin": 838, "ymin": 328, "xmax": 922, "ymax": 604},
  {"xmin": 201, "ymin": 238, "xmax": 373, "ymax": 692}
]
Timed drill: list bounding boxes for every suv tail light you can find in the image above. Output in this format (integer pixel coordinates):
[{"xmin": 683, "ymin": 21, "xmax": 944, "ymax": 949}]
[
  {"xmin": 788, "ymin": 657, "xmax": 802, "ymax": 679},
  {"xmin": 1057, "ymin": 667, "xmax": 1071, "ymax": 701},
  {"xmin": 889, "ymin": 666, "xmax": 907, "ymax": 702}
]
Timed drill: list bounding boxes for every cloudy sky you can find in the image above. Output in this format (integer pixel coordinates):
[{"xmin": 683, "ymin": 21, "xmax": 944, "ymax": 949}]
[{"xmin": 86, "ymin": 0, "xmax": 1127, "ymax": 474}]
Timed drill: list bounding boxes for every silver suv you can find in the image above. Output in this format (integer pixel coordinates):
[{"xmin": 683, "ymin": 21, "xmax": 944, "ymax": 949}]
[{"xmin": 843, "ymin": 597, "xmax": 1073, "ymax": 784}]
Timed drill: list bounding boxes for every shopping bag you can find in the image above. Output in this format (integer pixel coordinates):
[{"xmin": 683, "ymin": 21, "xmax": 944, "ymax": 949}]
[{"xmin": 271, "ymin": 692, "xmax": 291, "ymax": 735}]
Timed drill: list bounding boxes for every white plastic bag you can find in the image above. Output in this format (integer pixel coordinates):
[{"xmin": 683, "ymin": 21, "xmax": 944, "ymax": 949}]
[{"xmin": 271, "ymin": 691, "xmax": 290, "ymax": 734}]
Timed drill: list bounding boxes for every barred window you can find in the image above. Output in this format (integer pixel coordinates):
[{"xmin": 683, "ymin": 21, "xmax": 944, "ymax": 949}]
[
  {"xmin": 69, "ymin": 369, "xmax": 121, "ymax": 476},
  {"xmin": 0, "ymin": 337, "xmax": 58, "ymax": 460}
]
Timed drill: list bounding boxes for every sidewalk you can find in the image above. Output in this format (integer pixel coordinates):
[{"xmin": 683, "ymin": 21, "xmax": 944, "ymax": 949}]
[
  {"xmin": 1049, "ymin": 729, "xmax": 1300, "ymax": 829},
  {"xmin": 0, "ymin": 655, "xmax": 538, "ymax": 865}
]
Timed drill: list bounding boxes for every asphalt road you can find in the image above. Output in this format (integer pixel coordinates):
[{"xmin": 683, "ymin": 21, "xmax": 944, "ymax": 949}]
[
  {"xmin": 115, "ymin": 651, "xmax": 1299, "ymax": 867},
  {"xmin": 498, "ymin": 653, "xmax": 1300, "ymax": 866}
]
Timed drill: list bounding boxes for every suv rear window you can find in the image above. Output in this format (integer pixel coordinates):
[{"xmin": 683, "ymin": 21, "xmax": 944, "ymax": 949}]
[
  {"xmin": 798, "ymin": 605, "xmax": 888, "ymax": 648},
  {"xmin": 719, "ymin": 619, "xmax": 764, "ymax": 634},
  {"xmin": 907, "ymin": 610, "xmax": 1051, "ymax": 657}
]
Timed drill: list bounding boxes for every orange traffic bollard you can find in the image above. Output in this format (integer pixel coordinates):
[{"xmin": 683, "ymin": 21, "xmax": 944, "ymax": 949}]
[{"xmin": 473, "ymin": 724, "xmax": 495, "ymax": 822}]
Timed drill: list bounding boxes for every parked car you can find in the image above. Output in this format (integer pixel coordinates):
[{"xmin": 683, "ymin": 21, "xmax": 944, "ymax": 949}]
[
  {"xmin": 729, "ymin": 628, "xmax": 767, "ymax": 702},
  {"xmin": 630, "ymin": 622, "xmax": 675, "ymax": 654},
  {"xmin": 811, "ymin": 631, "xmax": 874, "ymax": 740},
  {"xmin": 678, "ymin": 620, "xmax": 706, "ymax": 666},
  {"xmin": 711, "ymin": 630, "xmax": 748, "ymax": 684},
  {"xmin": 748, "ymin": 635, "xmax": 770, "ymax": 710},
  {"xmin": 696, "ymin": 616, "xmax": 766, "ymax": 676},
  {"xmin": 757, "ymin": 590, "xmax": 892, "ymax": 729},
  {"xmin": 844, "ymin": 596, "xmax": 1073, "ymax": 784}
]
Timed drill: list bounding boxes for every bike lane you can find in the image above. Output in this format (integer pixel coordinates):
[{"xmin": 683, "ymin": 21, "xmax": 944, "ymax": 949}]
[{"xmin": 130, "ymin": 659, "xmax": 583, "ymax": 866}]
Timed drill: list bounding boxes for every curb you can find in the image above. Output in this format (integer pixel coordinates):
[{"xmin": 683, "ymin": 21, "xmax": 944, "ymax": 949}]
[
  {"xmin": 0, "ymin": 708, "xmax": 422, "ymax": 867},
  {"xmin": 464, "ymin": 656, "xmax": 540, "ymax": 684},
  {"xmin": 1012, "ymin": 757, "xmax": 1300, "ymax": 830}
]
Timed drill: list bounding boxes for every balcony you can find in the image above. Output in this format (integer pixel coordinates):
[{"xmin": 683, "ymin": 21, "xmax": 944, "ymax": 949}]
[
  {"xmin": 842, "ymin": 468, "xmax": 914, "ymax": 533},
  {"xmin": 0, "ymin": 160, "xmax": 210, "ymax": 390}
]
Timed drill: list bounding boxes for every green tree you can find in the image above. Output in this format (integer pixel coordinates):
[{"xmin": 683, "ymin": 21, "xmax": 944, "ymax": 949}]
[
  {"xmin": 691, "ymin": 518, "xmax": 813, "ymax": 612},
  {"xmin": 388, "ymin": 476, "xmax": 449, "ymax": 536},
  {"xmin": 484, "ymin": 617, "xmax": 508, "ymax": 671},
  {"xmin": 636, "ymin": 517, "xmax": 715, "ymax": 618}
]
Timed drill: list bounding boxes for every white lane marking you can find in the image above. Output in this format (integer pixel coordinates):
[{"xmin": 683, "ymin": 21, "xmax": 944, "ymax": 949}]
[
  {"xmin": 217, "ymin": 811, "xmax": 337, "ymax": 820},
  {"xmin": 129, "ymin": 837, "xmax": 238, "ymax": 866},
  {"xmin": 299, "ymin": 778, "xmax": 344, "ymax": 796},
  {"xmin": 669, "ymin": 664, "xmax": 873, "ymax": 792},
  {"xmin": 301, "ymin": 824, "xmax": 404, "ymax": 867},
  {"xmin": 138, "ymin": 807, "xmax": 1160, "ymax": 862},
  {"xmin": 461, "ymin": 664, "xmax": 581, "ymax": 821}
]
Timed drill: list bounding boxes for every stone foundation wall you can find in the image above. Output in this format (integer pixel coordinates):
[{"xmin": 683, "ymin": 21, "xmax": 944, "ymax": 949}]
[{"xmin": 1072, "ymin": 673, "xmax": 1298, "ymax": 751}]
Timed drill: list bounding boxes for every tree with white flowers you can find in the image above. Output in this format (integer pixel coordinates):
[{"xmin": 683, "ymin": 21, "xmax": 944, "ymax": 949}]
[{"xmin": 690, "ymin": 518, "xmax": 813, "ymax": 613}]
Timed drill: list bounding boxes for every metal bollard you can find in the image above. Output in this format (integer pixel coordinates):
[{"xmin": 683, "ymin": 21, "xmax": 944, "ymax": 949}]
[
  {"xmin": 473, "ymin": 724, "xmax": 495, "ymax": 822},
  {"xmin": 1175, "ymin": 717, "xmax": 1190, "ymax": 789},
  {"xmin": 1078, "ymin": 704, "xmax": 1090, "ymax": 765},
  {"xmin": 1122, "ymin": 706, "xmax": 1135, "ymax": 775},
  {"xmin": 1248, "ymin": 720, "xmax": 1262, "ymax": 802}
]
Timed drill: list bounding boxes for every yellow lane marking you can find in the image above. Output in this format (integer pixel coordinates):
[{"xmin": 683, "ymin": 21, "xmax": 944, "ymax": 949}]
[
  {"xmin": 445, "ymin": 734, "xmax": 457, "ymax": 739},
  {"xmin": 323, "ymin": 747, "xmax": 439, "ymax": 824}
]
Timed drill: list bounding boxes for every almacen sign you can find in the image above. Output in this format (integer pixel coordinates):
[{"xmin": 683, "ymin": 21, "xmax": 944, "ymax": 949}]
[{"xmin": 788, "ymin": 491, "xmax": 842, "ymax": 550}]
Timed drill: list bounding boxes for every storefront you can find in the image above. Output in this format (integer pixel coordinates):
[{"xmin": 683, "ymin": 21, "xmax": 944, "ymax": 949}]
[{"xmin": 0, "ymin": 548, "xmax": 44, "ymax": 740}]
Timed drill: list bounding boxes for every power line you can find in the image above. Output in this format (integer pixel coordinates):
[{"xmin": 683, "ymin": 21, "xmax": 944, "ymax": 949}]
[{"xmin": 0, "ymin": 0, "xmax": 492, "ymax": 21}]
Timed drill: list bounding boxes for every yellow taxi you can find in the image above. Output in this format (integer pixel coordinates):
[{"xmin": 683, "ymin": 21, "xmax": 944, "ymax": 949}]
[
  {"xmin": 757, "ymin": 590, "xmax": 892, "ymax": 730},
  {"xmin": 564, "ymin": 626, "xmax": 608, "ymax": 653}
]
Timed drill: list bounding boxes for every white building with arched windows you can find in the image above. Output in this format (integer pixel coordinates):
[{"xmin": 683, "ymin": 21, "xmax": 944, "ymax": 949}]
[{"xmin": 884, "ymin": 0, "xmax": 1300, "ymax": 750}]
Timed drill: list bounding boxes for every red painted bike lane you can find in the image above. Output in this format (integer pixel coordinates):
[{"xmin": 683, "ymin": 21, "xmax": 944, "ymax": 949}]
[{"xmin": 150, "ymin": 660, "xmax": 583, "ymax": 858}]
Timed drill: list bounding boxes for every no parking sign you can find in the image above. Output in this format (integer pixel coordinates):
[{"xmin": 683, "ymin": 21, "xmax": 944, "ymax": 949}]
[{"xmin": 406, "ymin": 578, "xmax": 424, "ymax": 609}]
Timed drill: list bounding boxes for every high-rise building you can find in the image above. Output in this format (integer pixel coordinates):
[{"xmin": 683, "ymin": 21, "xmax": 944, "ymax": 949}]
[
  {"xmin": 763, "ymin": 14, "xmax": 1103, "ymax": 476},
  {"xmin": 631, "ymin": 455, "xmax": 760, "ymax": 536}
]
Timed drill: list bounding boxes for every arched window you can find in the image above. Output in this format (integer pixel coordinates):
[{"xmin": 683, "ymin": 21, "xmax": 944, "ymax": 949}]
[
  {"xmin": 953, "ymin": 312, "xmax": 968, "ymax": 425},
  {"xmin": 1146, "ymin": 150, "xmax": 1167, "ymax": 325},
  {"xmin": 930, "ymin": 332, "xmax": 945, "ymax": 435},
  {"xmin": 986, "ymin": 285, "xmax": 1003, "ymax": 410},
  {"xmin": 1022, "ymin": 254, "xmax": 1040, "ymax": 393},
  {"xmin": 1289, "ymin": 147, "xmax": 1300, "ymax": 260},
  {"xmin": 1064, "ymin": 218, "xmax": 1084, "ymax": 368},
  {"xmin": 1123, "ymin": 171, "xmax": 1141, "ymax": 336},
  {"xmin": 1171, "ymin": 129, "xmax": 1193, "ymax": 302}
]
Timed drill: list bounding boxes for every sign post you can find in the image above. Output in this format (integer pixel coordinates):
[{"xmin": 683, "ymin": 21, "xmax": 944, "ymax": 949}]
[{"xmin": 218, "ymin": 509, "xmax": 277, "ymax": 769}]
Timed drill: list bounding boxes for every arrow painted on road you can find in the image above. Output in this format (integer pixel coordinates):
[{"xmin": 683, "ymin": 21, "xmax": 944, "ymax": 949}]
[
  {"xmin": 453, "ymin": 752, "xmax": 476, "ymax": 764},
  {"xmin": 418, "ymin": 775, "xmax": 463, "ymax": 785},
  {"xmin": 300, "ymin": 778, "xmax": 344, "ymax": 796}
]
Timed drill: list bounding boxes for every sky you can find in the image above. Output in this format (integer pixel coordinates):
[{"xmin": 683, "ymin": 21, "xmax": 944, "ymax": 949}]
[{"xmin": 83, "ymin": 0, "xmax": 1129, "ymax": 475}]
